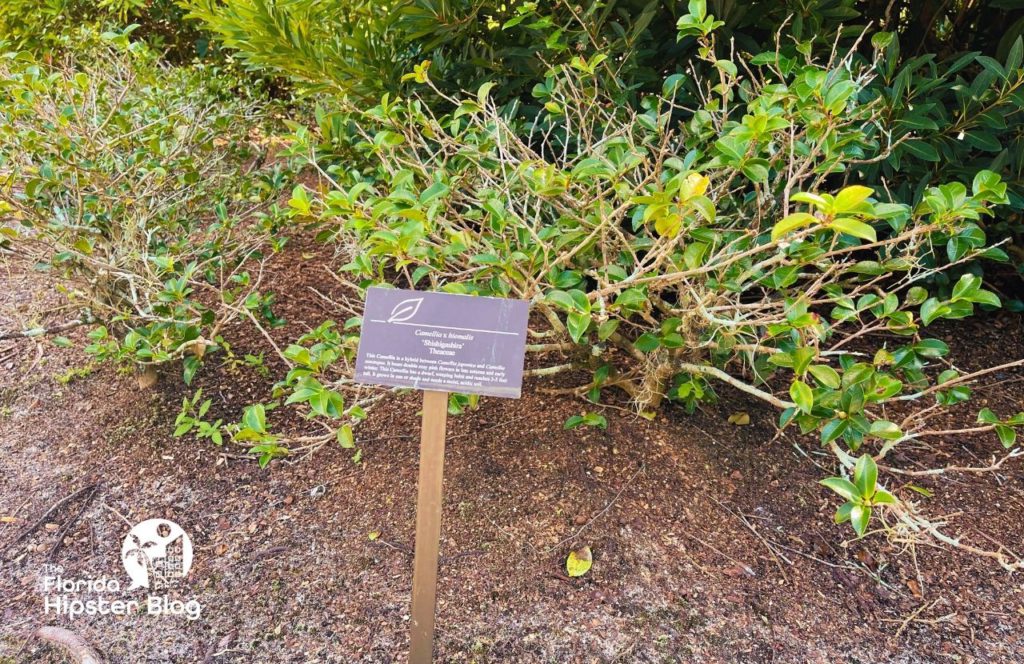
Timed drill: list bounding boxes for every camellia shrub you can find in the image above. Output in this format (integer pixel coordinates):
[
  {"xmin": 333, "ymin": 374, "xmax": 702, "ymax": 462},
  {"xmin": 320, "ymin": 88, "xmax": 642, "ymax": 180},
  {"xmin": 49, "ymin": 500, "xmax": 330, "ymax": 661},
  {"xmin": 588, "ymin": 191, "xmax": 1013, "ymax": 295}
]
[
  {"xmin": 0, "ymin": 28, "xmax": 289, "ymax": 384},
  {"xmin": 184, "ymin": 1, "xmax": 1024, "ymax": 306},
  {"xmin": 273, "ymin": 4, "xmax": 1024, "ymax": 562}
]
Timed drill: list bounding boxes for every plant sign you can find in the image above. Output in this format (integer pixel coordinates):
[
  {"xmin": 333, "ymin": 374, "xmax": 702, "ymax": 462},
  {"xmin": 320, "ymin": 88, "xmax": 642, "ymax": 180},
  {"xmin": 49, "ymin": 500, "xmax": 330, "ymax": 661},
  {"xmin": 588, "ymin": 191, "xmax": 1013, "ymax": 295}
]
[
  {"xmin": 355, "ymin": 287, "xmax": 529, "ymax": 397},
  {"xmin": 354, "ymin": 287, "xmax": 529, "ymax": 663}
]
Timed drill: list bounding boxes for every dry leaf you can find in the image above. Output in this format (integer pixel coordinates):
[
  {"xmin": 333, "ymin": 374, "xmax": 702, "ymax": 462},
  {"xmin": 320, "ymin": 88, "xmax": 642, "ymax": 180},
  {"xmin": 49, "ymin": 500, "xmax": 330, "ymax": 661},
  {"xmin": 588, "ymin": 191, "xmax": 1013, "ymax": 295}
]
[
  {"xmin": 727, "ymin": 412, "xmax": 750, "ymax": 425},
  {"xmin": 906, "ymin": 578, "xmax": 923, "ymax": 598},
  {"xmin": 44, "ymin": 523, "xmax": 60, "ymax": 531},
  {"xmin": 566, "ymin": 546, "xmax": 593, "ymax": 577},
  {"xmin": 1, "ymin": 516, "xmax": 18, "ymax": 523}
]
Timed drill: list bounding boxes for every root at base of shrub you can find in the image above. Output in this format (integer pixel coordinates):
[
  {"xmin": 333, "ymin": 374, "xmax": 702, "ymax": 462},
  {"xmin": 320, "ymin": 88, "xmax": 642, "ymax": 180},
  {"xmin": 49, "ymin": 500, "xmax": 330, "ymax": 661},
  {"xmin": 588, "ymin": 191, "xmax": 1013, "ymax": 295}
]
[{"xmin": 36, "ymin": 626, "xmax": 104, "ymax": 664}]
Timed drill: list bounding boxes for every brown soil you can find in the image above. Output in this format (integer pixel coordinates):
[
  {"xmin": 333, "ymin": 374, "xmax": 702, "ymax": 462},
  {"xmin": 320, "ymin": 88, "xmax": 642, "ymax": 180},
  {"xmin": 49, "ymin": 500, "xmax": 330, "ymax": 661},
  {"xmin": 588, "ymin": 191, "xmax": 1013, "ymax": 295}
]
[{"xmin": 2, "ymin": 236, "xmax": 1024, "ymax": 663}]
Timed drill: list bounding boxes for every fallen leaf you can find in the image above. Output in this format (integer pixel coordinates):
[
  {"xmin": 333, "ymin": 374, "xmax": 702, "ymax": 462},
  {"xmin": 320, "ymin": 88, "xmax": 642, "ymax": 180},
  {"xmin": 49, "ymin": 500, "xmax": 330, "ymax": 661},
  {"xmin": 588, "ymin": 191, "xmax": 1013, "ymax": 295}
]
[
  {"xmin": 728, "ymin": 412, "xmax": 750, "ymax": 425},
  {"xmin": 907, "ymin": 484, "xmax": 934, "ymax": 498},
  {"xmin": 368, "ymin": 531, "xmax": 381, "ymax": 541},
  {"xmin": 44, "ymin": 523, "xmax": 59, "ymax": 531},
  {"xmin": 1, "ymin": 516, "xmax": 18, "ymax": 523},
  {"xmin": 566, "ymin": 546, "xmax": 593, "ymax": 578},
  {"xmin": 906, "ymin": 578, "xmax": 923, "ymax": 598},
  {"xmin": 214, "ymin": 543, "xmax": 228, "ymax": 556}
]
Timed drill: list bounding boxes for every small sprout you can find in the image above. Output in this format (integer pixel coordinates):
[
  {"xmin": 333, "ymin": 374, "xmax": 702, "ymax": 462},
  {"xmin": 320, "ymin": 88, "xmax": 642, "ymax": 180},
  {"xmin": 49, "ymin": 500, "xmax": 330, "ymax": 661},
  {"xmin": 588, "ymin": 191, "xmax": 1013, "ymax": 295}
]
[{"xmin": 821, "ymin": 454, "xmax": 895, "ymax": 537}]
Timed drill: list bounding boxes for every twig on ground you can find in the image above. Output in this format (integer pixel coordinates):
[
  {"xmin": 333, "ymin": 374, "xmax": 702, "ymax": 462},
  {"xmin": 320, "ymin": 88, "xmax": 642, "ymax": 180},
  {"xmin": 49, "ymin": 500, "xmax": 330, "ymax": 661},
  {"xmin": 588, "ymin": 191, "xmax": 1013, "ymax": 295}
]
[
  {"xmin": 880, "ymin": 599, "xmax": 954, "ymax": 639},
  {"xmin": 0, "ymin": 316, "xmax": 94, "ymax": 341},
  {"xmin": 543, "ymin": 462, "xmax": 645, "ymax": 553},
  {"xmin": 881, "ymin": 449, "xmax": 1023, "ymax": 477},
  {"xmin": 48, "ymin": 485, "xmax": 101, "ymax": 561},
  {"xmin": 2, "ymin": 483, "xmax": 98, "ymax": 556},
  {"xmin": 710, "ymin": 497, "xmax": 792, "ymax": 579},
  {"xmin": 680, "ymin": 530, "xmax": 757, "ymax": 577}
]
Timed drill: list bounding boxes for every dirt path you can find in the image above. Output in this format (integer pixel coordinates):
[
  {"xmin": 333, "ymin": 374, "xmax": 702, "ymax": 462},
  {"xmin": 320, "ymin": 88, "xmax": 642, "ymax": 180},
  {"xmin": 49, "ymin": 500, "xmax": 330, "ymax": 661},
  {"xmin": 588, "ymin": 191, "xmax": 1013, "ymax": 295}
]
[{"xmin": 2, "ymin": 243, "xmax": 1024, "ymax": 663}]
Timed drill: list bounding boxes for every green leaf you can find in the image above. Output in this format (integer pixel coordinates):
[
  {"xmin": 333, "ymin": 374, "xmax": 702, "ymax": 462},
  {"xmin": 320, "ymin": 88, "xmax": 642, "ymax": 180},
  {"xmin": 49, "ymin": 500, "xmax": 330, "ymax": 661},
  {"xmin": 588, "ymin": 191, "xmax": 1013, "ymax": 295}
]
[
  {"xmin": 790, "ymin": 380, "xmax": 814, "ymax": 414},
  {"xmin": 996, "ymin": 424, "xmax": 1017, "ymax": 448},
  {"xmin": 477, "ymin": 81, "xmax": 495, "ymax": 106},
  {"xmin": 567, "ymin": 311, "xmax": 591, "ymax": 343},
  {"xmin": 634, "ymin": 333, "xmax": 660, "ymax": 352},
  {"xmin": 808, "ymin": 364, "xmax": 841, "ymax": 389},
  {"xmin": 977, "ymin": 408, "xmax": 1000, "ymax": 424},
  {"xmin": 854, "ymin": 454, "xmax": 878, "ymax": 497},
  {"xmin": 920, "ymin": 298, "xmax": 948, "ymax": 326},
  {"xmin": 850, "ymin": 504, "xmax": 871, "ymax": 536},
  {"xmin": 597, "ymin": 319, "xmax": 620, "ymax": 341},
  {"xmin": 337, "ymin": 424, "xmax": 355, "ymax": 449},
  {"xmin": 545, "ymin": 290, "xmax": 575, "ymax": 311},
  {"xmin": 869, "ymin": 420, "xmax": 902, "ymax": 440},
  {"xmin": 771, "ymin": 212, "xmax": 817, "ymax": 240},
  {"xmin": 820, "ymin": 477, "xmax": 858, "ymax": 501},
  {"xmin": 833, "ymin": 185, "xmax": 873, "ymax": 212},
  {"xmin": 835, "ymin": 501, "xmax": 854, "ymax": 523},
  {"xmin": 242, "ymin": 404, "xmax": 266, "ymax": 434},
  {"xmin": 821, "ymin": 418, "xmax": 849, "ymax": 445},
  {"xmin": 564, "ymin": 415, "xmax": 585, "ymax": 429},
  {"xmin": 829, "ymin": 217, "xmax": 876, "ymax": 242},
  {"xmin": 183, "ymin": 355, "xmax": 200, "ymax": 386},
  {"xmin": 791, "ymin": 192, "xmax": 828, "ymax": 209},
  {"xmin": 872, "ymin": 489, "xmax": 896, "ymax": 505},
  {"xmin": 741, "ymin": 161, "xmax": 769, "ymax": 183},
  {"xmin": 903, "ymin": 140, "xmax": 940, "ymax": 162}
]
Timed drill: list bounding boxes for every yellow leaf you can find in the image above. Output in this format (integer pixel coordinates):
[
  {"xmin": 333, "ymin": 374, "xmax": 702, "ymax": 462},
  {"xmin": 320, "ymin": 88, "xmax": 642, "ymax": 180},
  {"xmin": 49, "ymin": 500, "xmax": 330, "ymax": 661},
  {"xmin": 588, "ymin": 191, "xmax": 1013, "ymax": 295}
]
[
  {"xmin": 681, "ymin": 172, "xmax": 710, "ymax": 199},
  {"xmin": 728, "ymin": 412, "xmax": 750, "ymax": 425},
  {"xmin": 654, "ymin": 212, "xmax": 683, "ymax": 238},
  {"xmin": 566, "ymin": 546, "xmax": 593, "ymax": 577},
  {"xmin": 368, "ymin": 531, "xmax": 380, "ymax": 541}
]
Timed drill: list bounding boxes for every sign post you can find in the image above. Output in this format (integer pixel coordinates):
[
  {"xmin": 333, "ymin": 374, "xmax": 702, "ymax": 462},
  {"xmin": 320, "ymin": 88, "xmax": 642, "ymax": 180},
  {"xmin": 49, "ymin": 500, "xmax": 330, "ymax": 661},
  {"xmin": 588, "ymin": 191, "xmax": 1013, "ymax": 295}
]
[{"xmin": 354, "ymin": 287, "xmax": 529, "ymax": 663}]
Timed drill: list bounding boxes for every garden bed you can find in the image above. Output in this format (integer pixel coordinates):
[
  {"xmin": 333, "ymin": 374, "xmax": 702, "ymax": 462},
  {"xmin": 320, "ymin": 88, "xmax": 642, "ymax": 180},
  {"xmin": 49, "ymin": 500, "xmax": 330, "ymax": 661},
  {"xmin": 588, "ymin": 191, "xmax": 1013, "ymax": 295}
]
[{"xmin": 2, "ymin": 236, "xmax": 1023, "ymax": 662}]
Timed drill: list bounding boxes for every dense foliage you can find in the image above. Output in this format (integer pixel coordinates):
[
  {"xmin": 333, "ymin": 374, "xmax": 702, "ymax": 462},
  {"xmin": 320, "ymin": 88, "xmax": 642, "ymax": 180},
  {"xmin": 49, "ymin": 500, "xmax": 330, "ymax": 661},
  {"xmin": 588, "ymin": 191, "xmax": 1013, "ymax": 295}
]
[
  {"xmin": 0, "ymin": 0, "xmax": 206, "ymax": 58},
  {"xmin": 186, "ymin": 0, "xmax": 1024, "ymax": 305},
  {"xmin": 276, "ymin": 7, "xmax": 1023, "ymax": 544},
  {"xmin": 0, "ymin": 29, "xmax": 289, "ymax": 384}
]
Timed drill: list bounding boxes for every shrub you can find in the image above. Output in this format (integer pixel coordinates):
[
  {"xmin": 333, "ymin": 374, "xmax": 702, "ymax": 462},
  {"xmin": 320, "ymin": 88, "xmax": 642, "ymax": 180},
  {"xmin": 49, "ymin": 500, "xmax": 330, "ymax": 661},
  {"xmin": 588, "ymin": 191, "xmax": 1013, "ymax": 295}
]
[
  {"xmin": 0, "ymin": 0, "xmax": 206, "ymax": 59},
  {"xmin": 180, "ymin": 0, "xmax": 690, "ymax": 104},
  {"xmin": 275, "ymin": 6, "xmax": 1024, "ymax": 561},
  {"xmin": 0, "ymin": 28, "xmax": 289, "ymax": 383},
  {"xmin": 184, "ymin": 1, "xmax": 1024, "ymax": 306}
]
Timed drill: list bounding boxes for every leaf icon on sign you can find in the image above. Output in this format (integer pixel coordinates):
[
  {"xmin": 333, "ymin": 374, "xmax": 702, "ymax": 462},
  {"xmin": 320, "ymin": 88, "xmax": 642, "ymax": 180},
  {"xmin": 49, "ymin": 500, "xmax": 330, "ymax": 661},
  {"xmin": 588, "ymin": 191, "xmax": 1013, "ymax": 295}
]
[{"xmin": 387, "ymin": 297, "xmax": 423, "ymax": 323}]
